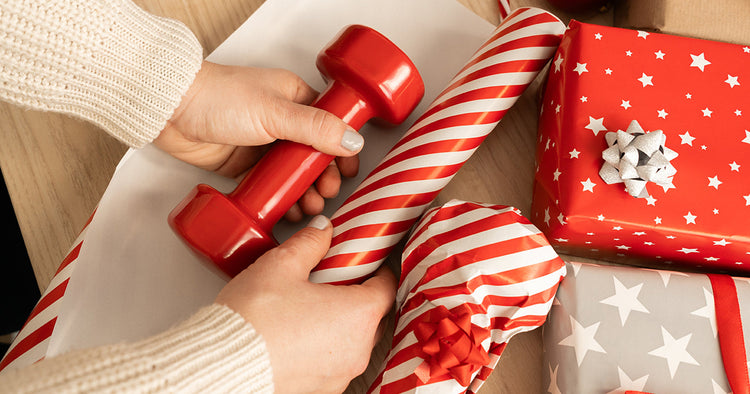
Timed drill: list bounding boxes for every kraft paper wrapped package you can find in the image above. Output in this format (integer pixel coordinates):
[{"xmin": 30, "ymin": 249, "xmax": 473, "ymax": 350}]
[
  {"xmin": 530, "ymin": 20, "xmax": 750, "ymax": 274},
  {"xmin": 544, "ymin": 261, "xmax": 750, "ymax": 393},
  {"xmin": 369, "ymin": 200, "xmax": 566, "ymax": 393},
  {"xmin": 615, "ymin": 0, "xmax": 750, "ymax": 45}
]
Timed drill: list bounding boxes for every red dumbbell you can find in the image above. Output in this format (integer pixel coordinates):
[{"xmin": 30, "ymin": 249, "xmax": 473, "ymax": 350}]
[{"xmin": 169, "ymin": 25, "xmax": 425, "ymax": 278}]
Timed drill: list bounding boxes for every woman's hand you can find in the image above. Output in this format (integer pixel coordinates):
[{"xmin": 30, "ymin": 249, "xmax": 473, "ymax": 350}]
[
  {"xmin": 154, "ymin": 61, "xmax": 362, "ymax": 221},
  {"xmin": 215, "ymin": 216, "xmax": 397, "ymax": 393}
]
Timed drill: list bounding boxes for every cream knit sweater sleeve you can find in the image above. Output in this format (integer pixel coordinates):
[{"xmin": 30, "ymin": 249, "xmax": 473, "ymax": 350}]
[
  {"xmin": 0, "ymin": 0, "xmax": 203, "ymax": 147},
  {"xmin": 0, "ymin": 304, "xmax": 274, "ymax": 393}
]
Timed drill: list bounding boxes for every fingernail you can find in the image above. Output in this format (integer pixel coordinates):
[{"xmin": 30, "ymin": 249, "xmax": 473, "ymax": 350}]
[
  {"xmin": 341, "ymin": 128, "xmax": 364, "ymax": 152},
  {"xmin": 307, "ymin": 215, "xmax": 330, "ymax": 230}
]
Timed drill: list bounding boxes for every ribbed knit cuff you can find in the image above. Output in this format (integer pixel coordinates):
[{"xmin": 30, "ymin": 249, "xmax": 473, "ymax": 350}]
[
  {"xmin": 0, "ymin": 0, "xmax": 203, "ymax": 147},
  {"xmin": 0, "ymin": 304, "xmax": 274, "ymax": 393}
]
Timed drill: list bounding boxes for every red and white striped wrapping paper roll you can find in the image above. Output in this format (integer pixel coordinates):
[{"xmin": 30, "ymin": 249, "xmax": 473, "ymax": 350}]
[
  {"xmin": 309, "ymin": 7, "xmax": 565, "ymax": 285},
  {"xmin": 0, "ymin": 212, "xmax": 95, "ymax": 372},
  {"xmin": 368, "ymin": 200, "xmax": 566, "ymax": 393}
]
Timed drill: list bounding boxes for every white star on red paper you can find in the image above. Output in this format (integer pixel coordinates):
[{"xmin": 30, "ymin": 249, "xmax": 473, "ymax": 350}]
[
  {"xmin": 744, "ymin": 194, "xmax": 750, "ymax": 206},
  {"xmin": 553, "ymin": 168, "xmax": 561, "ymax": 180},
  {"xmin": 736, "ymin": 109, "xmax": 743, "ymax": 116},
  {"xmin": 702, "ymin": 108, "xmax": 713, "ymax": 117},
  {"xmin": 569, "ymin": 149, "xmax": 581, "ymax": 158},
  {"xmin": 597, "ymin": 214, "xmax": 606, "ymax": 221},
  {"xmin": 580, "ymin": 96, "xmax": 588, "ymax": 102},
  {"xmin": 713, "ymin": 208, "xmax": 720, "ymax": 214},
  {"xmin": 648, "ymin": 326, "xmax": 700, "ymax": 378},
  {"xmin": 585, "ymin": 116, "xmax": 607, "ymax": 135},
  {"xmin": 714, "ymin": 239, "xmax": 731, "ymax": 246},
  {"xmin": 654, "ymin": 216, "xmax": 662, "ymax": 224},
  {"xmin": 654, "ymin": 50, "xmax": 665, "ymax": 59},
  {"xmin": 638, "ymin": 73, "xmax": 654, "ymax": 87},
  {"xmin": 615, "ymin": 245, "xmax": 630, "ymax": 250},
  {"xmin": 657, "ymin": 109, "xmax": 668, "ymax": 118},
  {"xmin": 745, "ymin": 46, "xmax": 750, "ymax": 53},
  {"xmin": 678, "ymin": 131, "xmax": 695, "ymax": 145},
  {"xmin": 558, "ymin": 213, "xmax": 567, "ymax": 225},
  {"xmin": 594, "ymin": 33, "xmax": 602, "ymax": 40},
  {"xmin": 544, "ymin": 207, "xmax": 551, "ymax": 226},
  {"xmin": 637, "ymin": 31, "xmax": 650, "ymax": 39},
  {"xmin": 633, "ymin": 232, "xmax": 646, "ymax": 236},
  {"xmin": 725, "ymin": 75, "xmax": 740, "ymax": 88},
  {"xmin": 678, "ymin": 247, "xmax": 699, "ymax": 254},
  {"xmin": 742, "ymin": 130, "xmax": 750, "ymax": 144},
  {"xmin": 621, "ymin": 100, "xmax": 631, "ymax": 109},
  {"xmin": 574, "ymin": 62, "xmax": 589, "ymax": 75},
  {"xmin": 684, "ymin": 212, "xmax": 697, "ymax": 224},
  {"xmin": 605, "ymin": 68, "xmax": 613, "ymax": 75},
  {"xmin": 554, "ymin": 54, "xmax": 563, "ymax": 72},
  {"xmin": 625, "ymin": 50, "xmax": 632, "ymax": 56},
  {"xmin": 646, "ymin": 195, "xmax": 657, "ymax": 206},
  {"xmin": 729, "ymin": 161, "xmax": 741, "ymax": 171},
  {"xmin": 581, "ymin": 178, "xmax": 596, "ymax": 192},
  {"xmin": 686, "ymin": 93, "xmax": 692, "ymax": 99},
  {"xmin": 689, "ymin": 53, "xmax": 711, "ymax": 71},
  {"xmin": 707, "ymin": 176, "xmax": 722, "ymax": 189},
  {"xmin": 558, "ymin": 316, "xmax": 606, "ymax": 366}
]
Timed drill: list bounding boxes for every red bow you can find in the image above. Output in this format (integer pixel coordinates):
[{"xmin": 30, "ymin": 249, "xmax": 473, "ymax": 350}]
[{"xmin": 413, "ymin": 305, "xmax": 491, "ymax": 387}]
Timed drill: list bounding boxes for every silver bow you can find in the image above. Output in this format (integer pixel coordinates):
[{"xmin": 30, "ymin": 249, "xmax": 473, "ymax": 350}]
[{"xmin": 599, "ymin": 120, "xmax": 678, "ymax": 198}]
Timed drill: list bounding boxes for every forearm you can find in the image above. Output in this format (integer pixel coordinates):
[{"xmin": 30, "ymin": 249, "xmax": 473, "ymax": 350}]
[
  {"xmin": 0, "ymin": 0, "xmax": 203, "ymax": 147},
  {"xmin": 0, "ymin": 304, "xmax": 273, "ymax": 393}
]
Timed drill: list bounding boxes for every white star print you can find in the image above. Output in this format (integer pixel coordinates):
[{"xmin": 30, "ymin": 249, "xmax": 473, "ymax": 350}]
[
  {"xmin": 648, "ymin": 326, "xmax": 700, "ymax": 378},
  {"xmin": 654, "ymin": 50, "xmax": 665, "ymax": 59},
  {"xmin": 745, "ymin": 47, "xmax": 750, "ymax": 53},
  {"xmin": 678, "ymin": 247, "xmax": 699, "ymax": 254},
  {"xmin": 553, "ymin": 168, "xmax": 561, "ymax": 180},
  {"xmin": 736, "ymin": 109, "xmax": 743, "ymax": 116},
  {"xmin": 689, "ymin": 53, "xmax": 711, "ymax": 71},
  {"xmin": 574, "ymin": 62, "xmax": 589, "ymax": 75},
  {"xmin": 713, "ymin": 208, "xmax": 719, "ymax": 214},
  {"xmin": 633, "ymin": 232, "xmax": 646, "ymax": 236},
  {"xmin": 555, "ymin": 238, "xmax": 569, "ymax": 243},
  {"xmin": 705, "ymin": 257, "xmax": 719, "ymax": 261},
  {"xmin": 678, "ymin": 131, "xmax": 695, "ymax": 145},
  {"xmin": 729, "ymin": 161, "xmax": 741, "ymax": 171},
  {"xmin": 605, "ymin": 367, "xmax": 649, "ymax": 394},
  {"xmin": 580, "ymin": 96, "xmax": 588, "ymax": 102},
  {"xmin": 684, "ymin": 212, "xmax": 697, "ymax": 224},
  {"xmin": 714, "ymin": 239, "xmax": 731, "ymax": 246},
  {"xmin": 657, "ymin": 109, "xmax": 668, "ymax": 118},
  {"xmin": 558, "ymin": 213, "xmax": 567, "ymax": 225},
  {"xmin": 644, "ymin": 241, "xmax": 654, "ymax": 245},
  {"xmin": 702, "ymin": 108, "xmax": 713, "ymax": 117},
  {"xmin": 744, "ymin": 194, "xmax": 750, "ymax": 206},
  {"xmin": 638, "ymin": 73, "xmax": 654, "ymax": 87},
  {"xmin": 555, "ymin": 104, "xmax": 561, "ymax": 113},
  {"xmin": 581, "ymin": 178, "xmax": 596, "ymax": 192},
  {"xmin": 690, "ymin": 287, "xmax": 717, "ymax": 338},
  {"xmin": 553, "ymin": 54, "xmax": 563, "ymax": 72},
  {"xmin": 707, "ymin": 176, "xmax": 722, "ymax": 189},
  {"xmin": 637, "ymin": 30, "xmax": 650, "ymax": 39},
  {"xmin": 725, "ymin": 75, "xmax": 740, "ymax": 88},
  {"xmin": 558, "ymin": 316, "xmax": 606, "ymax": 366},
  {"xmin": 645, "ymin": 195, "xmax": 657, "ymax": 206},
  {"xmin": 597, "ymin": 214, "xmax": 605, "ymax": 221},
  {"xmin": 605, "ymin": 68, "xmax": 613, "ymax": 75},
  {"xmin": 569, "ymin": 149, "xmax": 580, "ymax": 158},
  {"xmin": 743, "ymin": 130, "xmax": 750, "ymax": 144},
  {"xmin": 547, "ymin": 364, "xmax": 561, "ymax": 394},
  {"xmin": 600, "ymin": 277, "xmax": 650, "ymax": 325},
  {"xmin": 594, "ymin": 33, "xmax": 602, "ymax": 40},
  {"xmin": 621, "ymin": 100, "xmax": 631, "ymax": 109},
  {"xmin": 585, "ymin": 116, "xmax": 607, "ymax": 135},
  {"xmin": 686, "ymin": 93, "xmax": 692, "ymax": 99},
  {"xmin": 626, "ymin": 50, "xmax": 632, "ymax": 56},
  {"xmin": 615, "ymin": 245, "xmax": 630, "ymax": 250},
  {"xmin": 666, "ymin": 235, "xmax": 676, "ymax": 239},
  {"xmin": 654, "ymin": 216, "xmax": 662, "ymax": 224},
  {"xmin": 544, "ymin": 207, "xmax": 551, "ymax": 226}
]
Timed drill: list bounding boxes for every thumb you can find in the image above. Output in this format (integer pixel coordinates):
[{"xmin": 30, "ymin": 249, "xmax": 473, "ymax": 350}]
[
  {"xmin": 267, "ymin": 101, "xmax": 364, "ymax": 157},
  {"xmin": 271, "ymin": 215, "xmax": 334, "ymax": 277}
]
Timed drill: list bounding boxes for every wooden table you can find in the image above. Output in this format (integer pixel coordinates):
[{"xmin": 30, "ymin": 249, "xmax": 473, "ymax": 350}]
[{"xmin": 0, "ymin": 0, "xmax": 613, "ymax": 392}]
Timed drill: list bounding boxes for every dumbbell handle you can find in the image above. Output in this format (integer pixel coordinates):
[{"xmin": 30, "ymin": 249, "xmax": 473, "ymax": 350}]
[{"xmin": 228, "ymin": 81, "xmax": 375, "ymax": 233}]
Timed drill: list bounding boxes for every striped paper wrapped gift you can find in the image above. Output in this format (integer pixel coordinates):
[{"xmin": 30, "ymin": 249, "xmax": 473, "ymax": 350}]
[{"xmin": 369, "ymin": 200, "xmax": 567, "ymax": 393}]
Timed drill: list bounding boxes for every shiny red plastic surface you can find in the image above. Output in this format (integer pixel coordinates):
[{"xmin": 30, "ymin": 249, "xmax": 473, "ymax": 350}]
[{"xmin": 169, "ymin": 24, "xmax": 424, "ymax": 278}]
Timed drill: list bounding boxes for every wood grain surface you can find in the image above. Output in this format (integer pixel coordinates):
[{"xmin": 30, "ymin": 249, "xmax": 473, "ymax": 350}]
[{"xmin": 0, "ymin": 0, "xmax": 614, "ymax": 392}]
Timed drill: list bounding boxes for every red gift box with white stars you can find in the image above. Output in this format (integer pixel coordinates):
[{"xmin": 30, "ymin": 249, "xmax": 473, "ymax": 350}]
[{"xmin": 531, "ymin": 20, "xmax": 750, "ymax": 274}]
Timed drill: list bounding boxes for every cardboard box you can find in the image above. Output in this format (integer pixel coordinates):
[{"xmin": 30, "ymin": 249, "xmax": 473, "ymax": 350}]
[{"xmin": 615, "ymin": 0, "xmax": 750, "ymax": 45}]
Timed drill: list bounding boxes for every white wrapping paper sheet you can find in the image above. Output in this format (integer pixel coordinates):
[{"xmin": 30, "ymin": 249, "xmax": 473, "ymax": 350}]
[{"xmin": 47, "ymin": 0, "xmax": 496, "ymax": 357}]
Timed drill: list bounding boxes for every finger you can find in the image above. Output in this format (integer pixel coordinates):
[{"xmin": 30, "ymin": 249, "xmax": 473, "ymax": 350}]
[
  {"xmin": 271, "ymin": 215, "xmax": 333, "ymax": 275},
  {"xmin": 298, "ymin": 187, "xmax": 325, "ymax": 216},
  {"xmin": 335, "ymin": 155, "xmax": 359, "ymax": 178},
  {"xmin": 360, "ymin": 265, "xmax": 398, "ymax": 318},
  {"xmin": 268, "ymin": 68, "xmax": 319, "ymax": 105},
  {"xmin": 314, "ymin": 164, "xmax": 342, "ymax": 199},
  {"xmin": 265, "ymin": 102, "xmax": 364, "ymax": 157},
  {"xmin": 284, "ymin": 203, "xmax": 304, "ymax": 222}
]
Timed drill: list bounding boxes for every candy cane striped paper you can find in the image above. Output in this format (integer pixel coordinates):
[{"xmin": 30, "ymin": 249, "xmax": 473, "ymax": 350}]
[
  {"xmin": 309, "ymin": 7, "xmax": 565, "ymax": 285},
  {"xmin": 498, "ymin": 0, "xmax": 511, "ymax": 20},
  {"xmin": 368, "ymin": 200, "xmax": 566, "ymax": 393},
  {"xmin": 0, "ymin": 212, "xmax": 94, "ymax": 372}
]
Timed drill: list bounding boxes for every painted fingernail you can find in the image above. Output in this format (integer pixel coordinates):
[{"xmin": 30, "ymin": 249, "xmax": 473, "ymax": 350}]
[
  {"xmin": 340, "ymin": 128, "xmax": 364, "ymax": 152},
  {"xmin": 307, "ymin": 215, "xmax": 330, "ymax": 230}
]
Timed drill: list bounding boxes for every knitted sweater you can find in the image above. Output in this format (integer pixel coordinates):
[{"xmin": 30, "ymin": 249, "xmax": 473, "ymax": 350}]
[
  {"xmin": 0, "ymin": 0, "xmax": 203, "ymax": 147},
  {"xmin": 0, "ymin": 0, "xmax": 275, "ymax": 391}
]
